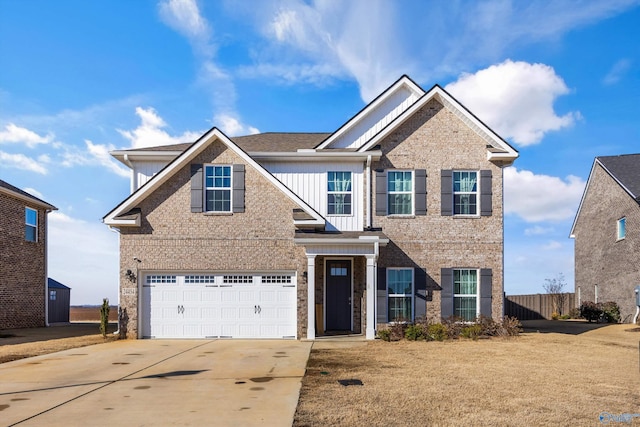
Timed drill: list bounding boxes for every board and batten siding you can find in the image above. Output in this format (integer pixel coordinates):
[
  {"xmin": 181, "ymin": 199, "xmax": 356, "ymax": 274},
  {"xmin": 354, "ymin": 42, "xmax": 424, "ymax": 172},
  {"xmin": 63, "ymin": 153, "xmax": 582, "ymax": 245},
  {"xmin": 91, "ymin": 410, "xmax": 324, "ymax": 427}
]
[
  {"xmin": 264, "ymin": 162, "xmax": 364, "ymax": 231},
  {"xmin": 328, "ymin": 87, "xmax": 419, "ymax": 150},
  {"xmin": 133, "ymin": 162, "xmax": 168, "ymax": 191}
]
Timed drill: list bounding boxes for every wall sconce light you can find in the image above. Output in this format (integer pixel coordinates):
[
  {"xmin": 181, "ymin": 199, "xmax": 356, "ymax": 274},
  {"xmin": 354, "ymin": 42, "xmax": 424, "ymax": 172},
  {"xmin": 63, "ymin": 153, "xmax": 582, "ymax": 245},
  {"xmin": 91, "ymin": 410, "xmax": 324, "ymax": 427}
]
[
  {"xmin": 303, "ymin": 271, "xmax": 308, "ymax": 280},
  {"xmin": 126, "ymin": 269, "xmax": 136, "ymax": 282}
]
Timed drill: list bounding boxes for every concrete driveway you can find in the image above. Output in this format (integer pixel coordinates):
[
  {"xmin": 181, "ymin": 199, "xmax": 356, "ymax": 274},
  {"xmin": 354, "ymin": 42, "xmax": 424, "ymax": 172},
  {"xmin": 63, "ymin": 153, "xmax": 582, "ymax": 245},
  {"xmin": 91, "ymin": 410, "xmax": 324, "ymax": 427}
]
[{"xmin": 0, "ymin": 339, "xmax": 312, "ymax": 426}]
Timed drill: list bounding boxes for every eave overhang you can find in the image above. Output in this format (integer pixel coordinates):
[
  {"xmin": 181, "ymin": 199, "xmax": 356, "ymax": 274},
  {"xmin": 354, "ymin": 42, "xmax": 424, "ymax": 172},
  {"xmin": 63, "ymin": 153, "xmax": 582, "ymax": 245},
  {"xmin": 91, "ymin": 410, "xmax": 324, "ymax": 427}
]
[
  {"xmin": 250, "ymin": 150, "xmax": 383, "ymax": 162},
  {"xmin": 0, "ymin": 186, "xmax": 57, "ymax": 211}
]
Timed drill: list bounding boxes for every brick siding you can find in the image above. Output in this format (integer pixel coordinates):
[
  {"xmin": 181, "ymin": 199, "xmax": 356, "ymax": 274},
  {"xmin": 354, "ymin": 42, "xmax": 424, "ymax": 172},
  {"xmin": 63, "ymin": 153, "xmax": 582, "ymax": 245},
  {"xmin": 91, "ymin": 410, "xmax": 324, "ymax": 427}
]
[
  {"xmin": 573, "ymin": 164, "xmax": 640, "ymax": 322},
  {"xmin": 0, "ymin": 194, "xmax": 47, "ymax": 329}
]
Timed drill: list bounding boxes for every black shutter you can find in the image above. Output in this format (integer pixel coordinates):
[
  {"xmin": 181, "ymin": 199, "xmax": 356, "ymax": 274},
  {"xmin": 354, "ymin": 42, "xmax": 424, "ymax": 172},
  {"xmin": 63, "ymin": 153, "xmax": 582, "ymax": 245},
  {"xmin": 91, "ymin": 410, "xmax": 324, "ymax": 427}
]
[
  {"xmin": 232, "ymin": 164, "xmax": 245, "ymax": 213},
  {"xmin": 480, "ymin": 170, "xmax": 492, "ymax": 216},
  {"xmin": 377, "ymin": 267, "xmax": 387, "ymax": 323},
  {"xmin": 480, "ymin": 268, "xmax": 493, "ymax": 317},
  {"xmin": 375, "ymin": 170, "xmax": 387, "ymax": 216},
  {"xmin": 190, "ymin": 164, "xmax": 203, "ymax": 213},
  {"xmin": 415, "ymin": 268, "xmax": 427, "ymax": 320},
  {"xmin": 441, "ymin": 170, "xmax": 453, "ymax": 216},
  {"xmin": 415, "ymin": 169, "xmax": 427, "ymax": 216},
  {"xmin": 441, "ymin": 268, "xmax": 453, "ymax": 318}
]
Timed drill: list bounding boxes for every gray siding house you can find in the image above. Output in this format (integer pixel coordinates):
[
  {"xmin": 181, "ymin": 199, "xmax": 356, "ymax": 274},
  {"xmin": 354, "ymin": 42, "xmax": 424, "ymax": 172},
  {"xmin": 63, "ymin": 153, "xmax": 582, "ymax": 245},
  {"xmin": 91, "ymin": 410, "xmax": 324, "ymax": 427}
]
[
  {"xmin": 104, "ymin": 76, "xmax": 518, "ymax": 339},
  {"xmin": 571, "ymin": 154, "xmax": 640, "ymax": 322}
]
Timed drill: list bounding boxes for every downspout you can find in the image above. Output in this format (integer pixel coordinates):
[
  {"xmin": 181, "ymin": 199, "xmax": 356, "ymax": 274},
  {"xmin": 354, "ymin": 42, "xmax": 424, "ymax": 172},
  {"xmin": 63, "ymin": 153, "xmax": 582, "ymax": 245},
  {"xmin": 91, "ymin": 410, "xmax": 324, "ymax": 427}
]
[
  {"xmin": 109, "ymin": 225, "xmax": 121, "ymax": 336},
  {"xmin": 44, "ymin": 209, "xmax": 50, "ymax": 327},
  {"xmin": 366, "ymin": 155, "xmax": 372, "ymax": 229}
]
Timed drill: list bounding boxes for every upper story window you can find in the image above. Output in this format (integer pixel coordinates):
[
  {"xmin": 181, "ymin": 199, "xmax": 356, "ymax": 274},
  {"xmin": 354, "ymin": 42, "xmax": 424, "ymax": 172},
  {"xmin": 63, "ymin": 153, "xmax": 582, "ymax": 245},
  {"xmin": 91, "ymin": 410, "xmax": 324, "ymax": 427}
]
[
  {"xmin": 388, "ymin": 171, "xmax": 413, "ymax": 215},
  {"xmin": 327, "ymin": 171, "xmax": 352, "ymax": 215},
  {"xmin": 453, "ymin": 171, "xmax": 478, "ymax": 215},
  {"xmin": 205, "ymin": 165, "xmax": 232, "ymax": 212},
  {"xmin": 25, "ymin": 207, "xmax": 37, "ymax": 242},
  {"xmin": 617, "ymin": 217, "xmax": 626, "ymax": 240}
]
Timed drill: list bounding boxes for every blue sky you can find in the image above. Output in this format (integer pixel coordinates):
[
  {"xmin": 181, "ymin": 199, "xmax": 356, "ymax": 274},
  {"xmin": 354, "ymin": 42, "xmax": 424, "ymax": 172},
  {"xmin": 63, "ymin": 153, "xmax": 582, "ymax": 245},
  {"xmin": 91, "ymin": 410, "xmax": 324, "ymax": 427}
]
[{"xmin": 1, "ymin": 0, "xmax": 639, "ymax": 305}]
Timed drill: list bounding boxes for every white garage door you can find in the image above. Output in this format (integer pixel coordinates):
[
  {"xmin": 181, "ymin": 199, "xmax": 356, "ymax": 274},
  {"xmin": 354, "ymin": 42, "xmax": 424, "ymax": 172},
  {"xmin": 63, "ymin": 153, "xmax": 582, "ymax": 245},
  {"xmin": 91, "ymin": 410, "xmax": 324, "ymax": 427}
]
[{"xmin": 141, "ymin": 273, "xmax": 297, "ymax": 339}]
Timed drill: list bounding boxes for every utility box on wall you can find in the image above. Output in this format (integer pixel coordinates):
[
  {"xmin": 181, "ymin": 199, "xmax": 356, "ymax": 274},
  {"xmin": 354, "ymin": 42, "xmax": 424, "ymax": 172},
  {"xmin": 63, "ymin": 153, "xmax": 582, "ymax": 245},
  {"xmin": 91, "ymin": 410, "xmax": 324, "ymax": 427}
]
[{"xmin": 635, "ymin": 285, "xmax": 640, "ymax": 307}]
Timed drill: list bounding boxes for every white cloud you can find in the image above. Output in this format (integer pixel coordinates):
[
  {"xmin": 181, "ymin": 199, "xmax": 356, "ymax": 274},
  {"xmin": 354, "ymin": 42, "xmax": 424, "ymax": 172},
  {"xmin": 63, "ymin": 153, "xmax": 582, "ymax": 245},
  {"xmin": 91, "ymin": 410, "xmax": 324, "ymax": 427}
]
[
  {"xmin": 0, "ymin": 123, "xmax": 53, "ymax": 147},
  {"xmin": 214, "ymin": 113, "xmax": 259, "ymax": 137},
  {"xmin": 603, "ymin": 59, "xmax": 632, "ymax": 85},
  {"xmin": 446, "ymin": 60, "xmax": 580, "ymax": 145},
  {"xmin": 504, "ymin": 167, "xmax": 585, "ymax": 222},
  {"xmin": 542, "ymin": 240, "xmax": 563, "ymax": 250},
  {"xmin": 22, "ymin": 187, "xmax": 44, "ymax": 199},
  {"xmin": 158, "ymin": 0, "xmax": 213, "ymax": 56},
  {"xmin": 524, "ymin": 225, "xmax": 554, "ymax": 236},
  {"xmin": 85, "ymin": 140, "xmax": 131, "ymax": 178},
  {"xmin": 48, "ymin": 211, "xmax": 119, "ymax": 305},
  {"xmin": 0, "ymin": 150, "xmax": 48, "ymax": 174},
  {"xmin": 118, "ymin": 107, "xmax": 201, "ymax": 148}
]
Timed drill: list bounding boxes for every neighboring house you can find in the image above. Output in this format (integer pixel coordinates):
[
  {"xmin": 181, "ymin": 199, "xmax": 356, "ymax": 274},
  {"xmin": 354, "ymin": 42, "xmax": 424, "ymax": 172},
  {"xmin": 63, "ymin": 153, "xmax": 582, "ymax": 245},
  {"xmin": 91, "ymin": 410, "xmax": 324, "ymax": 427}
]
[
  {"xmin": 0, "ymin": 179, "xmax": 57, "ymax": 329},
  {"xmin": 570, "ymin": 154, "xmax": 640, "ymax": 322},
  {"xmin": 103, "ymin": 76, "xmax": 518, "ymax": 339},
  {"xmin": 48, "ymin": 278, "xmax": 71, "ymax": 324}
]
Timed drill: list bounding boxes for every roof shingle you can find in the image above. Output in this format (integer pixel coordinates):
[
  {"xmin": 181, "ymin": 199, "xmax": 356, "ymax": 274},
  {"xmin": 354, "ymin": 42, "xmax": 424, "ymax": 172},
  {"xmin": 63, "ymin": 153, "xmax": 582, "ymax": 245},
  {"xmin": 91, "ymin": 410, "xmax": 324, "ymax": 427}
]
[{"xmin": 598, "ymin": 154, "xmax": 640, "ymax": 201}]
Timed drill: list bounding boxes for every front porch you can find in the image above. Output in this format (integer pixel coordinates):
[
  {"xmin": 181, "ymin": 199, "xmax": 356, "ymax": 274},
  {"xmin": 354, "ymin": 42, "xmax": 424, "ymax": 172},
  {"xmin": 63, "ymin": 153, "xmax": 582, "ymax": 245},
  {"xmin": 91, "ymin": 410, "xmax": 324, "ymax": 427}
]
[{"xmin": 294, "ymin": 231, "xmax": 388, "ymax": 340}]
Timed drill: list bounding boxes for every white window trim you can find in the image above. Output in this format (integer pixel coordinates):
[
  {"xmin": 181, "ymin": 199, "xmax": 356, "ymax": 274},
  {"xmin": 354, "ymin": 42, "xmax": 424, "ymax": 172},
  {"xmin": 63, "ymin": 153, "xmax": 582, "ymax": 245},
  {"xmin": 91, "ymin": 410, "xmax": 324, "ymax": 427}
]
[
  {"xmin": 387, "ymin": 267, "xmax": 414, "ymax": 322},
  {"xmin": 617, "ymin": 217, "xmax": 626, "ymax": 241},
  {"xmin": 327, "ymin": 171, "xmax": 353, "ymax": 217},
  {"xmin": 453, "ymin": 170, "xmax": 480, "ymax": 217},
  {"xmin": 453, "ymin": 268, "xmax": 480, "ymax": 321},
  {"xmin": 387, "ymin": 170, "xmax": 414, "ymax": 216},
  {"xmin": 204, "ymin": 164, "xmax": 233, "ymax": 213},
  {"xmin": 25, "ymin": 207, "xmax": 37, "ymax": 242}
]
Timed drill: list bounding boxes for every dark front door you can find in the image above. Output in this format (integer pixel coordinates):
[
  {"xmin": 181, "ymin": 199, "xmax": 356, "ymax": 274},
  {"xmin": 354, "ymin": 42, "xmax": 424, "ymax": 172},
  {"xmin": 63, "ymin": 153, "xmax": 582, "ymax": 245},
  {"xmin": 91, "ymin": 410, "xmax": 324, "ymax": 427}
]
[{"xmin": 325, "ymin": 260, "xmax": 352, "ymax": 331}]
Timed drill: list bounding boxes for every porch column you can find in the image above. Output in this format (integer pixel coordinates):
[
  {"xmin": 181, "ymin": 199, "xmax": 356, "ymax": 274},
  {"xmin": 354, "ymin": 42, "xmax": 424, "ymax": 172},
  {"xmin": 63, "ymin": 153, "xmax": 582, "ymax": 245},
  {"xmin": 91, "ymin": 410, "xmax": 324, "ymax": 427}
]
[
  {"xmin": 306, "ymin": 255, "xmax": 316, "ymax": 340},
  {"xmin": 366, "ymin": 255, "xmax": 376, "ymax": 339}
]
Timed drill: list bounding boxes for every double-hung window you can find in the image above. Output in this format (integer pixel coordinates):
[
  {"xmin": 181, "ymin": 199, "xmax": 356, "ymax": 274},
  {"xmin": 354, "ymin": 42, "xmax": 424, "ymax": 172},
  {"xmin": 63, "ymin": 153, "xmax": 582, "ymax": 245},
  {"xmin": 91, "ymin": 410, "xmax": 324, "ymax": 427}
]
[
  {"xmin": 205, "ymin": 165, "xmax": 232, "ymax": 212},
  {"xmin": 388, "ymin": 171, "xmax": 413, "ymax": 215},
  {"xmin": 453, "ymin": 269, "xmax": 479, "ymax": 321},
  {"xmin": 327, "ymin": 171, "xmax": 352, "ymax": 215},
  {"xmin": 387, "ymin": 268, "xmax": 413, "ymax": 321},
  {"xmin": 25, "ymin": 207, "xmax": 37, "ymax": 242},
  {"xmin": 617, "ymin": 217, "xmax": 626, "ymax": 240},
  {"xmin": 453, "ymin": 171, "xmax": 478, "ymax": 215}
]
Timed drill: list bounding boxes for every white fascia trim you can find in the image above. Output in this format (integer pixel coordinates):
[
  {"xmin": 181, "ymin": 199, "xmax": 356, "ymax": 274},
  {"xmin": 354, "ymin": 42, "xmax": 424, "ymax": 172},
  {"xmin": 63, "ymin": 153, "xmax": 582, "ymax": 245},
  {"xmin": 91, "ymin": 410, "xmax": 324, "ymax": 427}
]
[
  {"xmin": 111, "ymin": 150, "xmax": 183, "ymax": 168},
  {"xmin": 316, "ymin": 77, "xmax": 425, "ymax": 150},
  {"xmin": 104, "ymin": 128, "xmax": 325, "ymax": 227},
  {"xmin": 569, "ymin": 159, "xmax": 597, "ymax": 238},
  {"xmin": 250, "ymin": 150, "xmax": 383, "ymax": 162},
  {"xmin": 357, "ymin": 86, "xmax": 519, "ymax": 165},
  {"xmin": 0, "ymin": 188, "xmax": 57, "ymax": 211},
  {"xmin": 294, "ymin": 237, "xmax": 390, "ymax": 245}
]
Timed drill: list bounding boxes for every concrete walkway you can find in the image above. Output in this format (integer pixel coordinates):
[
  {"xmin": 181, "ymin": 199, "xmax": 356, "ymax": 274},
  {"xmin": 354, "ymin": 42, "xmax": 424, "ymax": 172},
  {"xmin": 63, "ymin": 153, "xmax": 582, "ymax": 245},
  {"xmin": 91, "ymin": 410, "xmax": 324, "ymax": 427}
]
[{"xmin": 0, "ymin": 339, "xmax": 312, "ymax": 426}]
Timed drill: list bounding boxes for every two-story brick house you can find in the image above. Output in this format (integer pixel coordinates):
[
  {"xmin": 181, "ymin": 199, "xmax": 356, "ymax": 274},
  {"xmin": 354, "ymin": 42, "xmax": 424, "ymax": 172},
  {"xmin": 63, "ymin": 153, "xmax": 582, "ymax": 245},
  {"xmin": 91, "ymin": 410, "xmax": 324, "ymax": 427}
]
[
  {"xmin": 104, "ymin": 76, "xmax": 518, "ymax": 339},
  {"xmin": 0, "ymin": 179, "xmax": 57, "ymax": 329},
  {"xmin": 570, "ymin": 154, "xmax": 640, "ymax": 322}
]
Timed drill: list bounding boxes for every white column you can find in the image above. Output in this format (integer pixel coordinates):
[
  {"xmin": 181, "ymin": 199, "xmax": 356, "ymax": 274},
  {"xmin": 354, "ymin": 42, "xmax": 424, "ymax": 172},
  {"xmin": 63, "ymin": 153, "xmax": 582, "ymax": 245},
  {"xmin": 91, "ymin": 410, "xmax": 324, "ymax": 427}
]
[
  {"xmin": 306, "ymin": 255, "xmax": 316, "ymax": 340},
  {"xmin": 366, "ymin": 255, "xmax": 376, "ymax": 339}
]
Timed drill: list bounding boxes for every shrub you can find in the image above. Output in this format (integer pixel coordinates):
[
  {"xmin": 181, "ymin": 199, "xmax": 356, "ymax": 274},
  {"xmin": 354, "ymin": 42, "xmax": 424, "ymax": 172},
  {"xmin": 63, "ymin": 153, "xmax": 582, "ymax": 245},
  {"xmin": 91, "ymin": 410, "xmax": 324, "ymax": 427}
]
[
  {"xmin": 461, "ymin": 324, "xmax": 483, "ymax": 340},
  {"xmin": 551, "ymin": 312, "xmax": 560, "ymax": 320},
  {"xmin": 377, "ymin": 329, "xmax": 391, "ymax": 341},
  {"xmin": 405, "ymin": 324, "xmax": 425, "ymax": 341},
  {"xmin": 600, "ymin": 301, "xmax": 621, "ymax": 323},
  {"xmin": 498, "ymin": 316, "xmax": 522, "ymax": 337},
  {"xmin": 475, "ymin": 315, "xmax": 500, "ymax": 337},
  {"xmin": 426, "ymin": 323, "xmax": 448, "ymax": 341},
  {"xmin": 580, "ymin": 301, "xmax": 602, "ymax": 323},
  {"xmin": 99, "ymin": 298, "xmax": 110, "ymax": 338},
  {"xmin": 559, "ymin": 314, "xmax": 571, "ymax": 320},
  {"xmin": 389, "ymin": 322, "xmax": 406, "ymax": 341},
  {"xmin": 441, "ymin": 316, "xmax": 464, "ymax": 339}
]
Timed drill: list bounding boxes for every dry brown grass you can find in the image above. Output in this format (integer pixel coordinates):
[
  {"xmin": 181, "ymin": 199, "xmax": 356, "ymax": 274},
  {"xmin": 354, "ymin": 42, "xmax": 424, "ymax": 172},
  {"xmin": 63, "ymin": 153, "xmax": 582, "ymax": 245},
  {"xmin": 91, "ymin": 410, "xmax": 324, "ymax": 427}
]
[{"xmin": 294, "ymin": 324, "xmax": 640, "ymax": 426}]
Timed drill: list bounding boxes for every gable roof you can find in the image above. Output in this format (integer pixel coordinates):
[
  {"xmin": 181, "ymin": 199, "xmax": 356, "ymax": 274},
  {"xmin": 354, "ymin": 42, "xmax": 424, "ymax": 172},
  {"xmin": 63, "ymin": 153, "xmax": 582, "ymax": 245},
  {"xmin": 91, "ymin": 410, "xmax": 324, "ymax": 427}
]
[
  {"xmin": 48, "ymin": 278, "xmax": 70, "ymax": 290},
  {"xmin": 356, "ymin": 84, "xmax": 518, "ymax": 164},
  {"xmin": 570, "ymin": 153, "xmax": 640, "ymax": 238},
  {"xmin": 103, "ymin": 127, "xmax": 325, "ymax": 228},
  {"xmin": 315, "ymin": 75, "xmax": 425, "ymax": 150},
  {"xmin": 0, "ymin": 179, "xmax": 57, "ymax": 210}
]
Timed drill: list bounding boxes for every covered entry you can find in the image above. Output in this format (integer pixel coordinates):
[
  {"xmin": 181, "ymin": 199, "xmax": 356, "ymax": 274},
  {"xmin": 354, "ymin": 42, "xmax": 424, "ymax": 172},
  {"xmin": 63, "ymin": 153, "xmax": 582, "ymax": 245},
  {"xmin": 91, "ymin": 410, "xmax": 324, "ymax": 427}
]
[{"xmin": 294, "ymin": 231, "xmax": 388, "ymax": 339}]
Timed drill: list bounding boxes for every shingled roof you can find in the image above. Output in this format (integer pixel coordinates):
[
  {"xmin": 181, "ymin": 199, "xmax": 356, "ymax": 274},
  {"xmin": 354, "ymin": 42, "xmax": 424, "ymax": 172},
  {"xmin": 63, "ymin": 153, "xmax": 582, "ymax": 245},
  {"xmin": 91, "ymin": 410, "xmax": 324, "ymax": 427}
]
[
  {"xmin": 0, "ymin": 179, "xmax": 57, "ymax": 210},
  {"xmin": 598, "ymin": 154, "xmax": 640, "ymax": 202},
  {"xmin": 132, "ymin": 132, "xmax": 331, "ymax": 153}
]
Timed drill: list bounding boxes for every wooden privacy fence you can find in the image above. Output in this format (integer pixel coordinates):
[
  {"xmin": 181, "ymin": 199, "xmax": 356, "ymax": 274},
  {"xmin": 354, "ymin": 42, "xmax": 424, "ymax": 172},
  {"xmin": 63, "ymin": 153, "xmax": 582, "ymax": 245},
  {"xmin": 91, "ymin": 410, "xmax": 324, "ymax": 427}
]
[{"xmin": 505, "ymin": 293, "xmax": 576, "ymax": 320}]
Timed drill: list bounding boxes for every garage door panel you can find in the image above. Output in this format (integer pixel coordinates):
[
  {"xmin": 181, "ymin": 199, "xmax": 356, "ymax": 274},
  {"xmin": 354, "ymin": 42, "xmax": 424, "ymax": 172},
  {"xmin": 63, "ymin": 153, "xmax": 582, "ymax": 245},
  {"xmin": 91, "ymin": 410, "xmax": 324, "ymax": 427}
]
[{"xmin": 142, "ymin": 273, "xmax": 296, "ymax": 339}]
